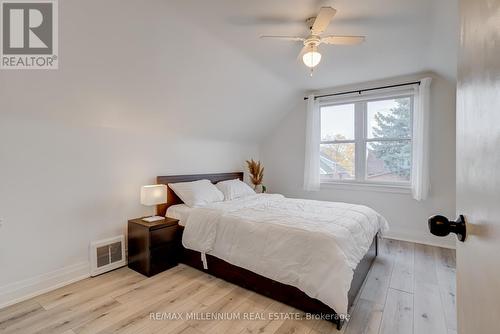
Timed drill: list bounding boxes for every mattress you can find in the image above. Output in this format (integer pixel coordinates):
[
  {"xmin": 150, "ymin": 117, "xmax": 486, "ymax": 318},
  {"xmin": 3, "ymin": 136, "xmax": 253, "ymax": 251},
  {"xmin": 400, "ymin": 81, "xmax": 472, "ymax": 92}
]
[{"xmin": 181, "ymin": 193, "xmax": 389, "ymax": 315}]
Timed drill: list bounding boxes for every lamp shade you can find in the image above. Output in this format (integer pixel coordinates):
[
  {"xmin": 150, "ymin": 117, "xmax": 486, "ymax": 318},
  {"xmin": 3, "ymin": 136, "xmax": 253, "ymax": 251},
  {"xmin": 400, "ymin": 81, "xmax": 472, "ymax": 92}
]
[
  {"xmin": 140, "ymin": 185, "xmax": 168, "ymax": 206},
  {"xmin": 302, "ymin": 49, "xmax": 321, "ymax": 68}
]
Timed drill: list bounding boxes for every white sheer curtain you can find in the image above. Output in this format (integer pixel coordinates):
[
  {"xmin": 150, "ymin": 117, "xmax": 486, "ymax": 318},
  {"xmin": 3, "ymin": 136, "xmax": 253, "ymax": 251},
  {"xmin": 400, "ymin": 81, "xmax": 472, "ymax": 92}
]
[
  {"xmin": 303, "ymin": 94, "xmax": 320, "ymax": 191},
  {"xmin": 411, "ymin": 77, "xmax": 432, "ymax": 200}
]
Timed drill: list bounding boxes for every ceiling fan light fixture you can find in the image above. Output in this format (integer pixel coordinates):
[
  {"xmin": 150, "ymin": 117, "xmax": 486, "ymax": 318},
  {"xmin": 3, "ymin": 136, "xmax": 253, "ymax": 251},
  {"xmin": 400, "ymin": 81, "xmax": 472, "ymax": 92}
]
[
  {"xmin": 302, "ymin": 46, "xmax": 321, "ymax": 68},
  {"xmin": 260, "ymin": 7, "xmax": 365, "ymax": 74}
]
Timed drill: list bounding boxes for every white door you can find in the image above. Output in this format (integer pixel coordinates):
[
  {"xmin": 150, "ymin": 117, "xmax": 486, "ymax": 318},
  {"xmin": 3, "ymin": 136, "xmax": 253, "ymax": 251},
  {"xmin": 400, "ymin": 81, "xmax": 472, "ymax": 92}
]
[{"xmin": 456, "ymin": 0, "xmax": 500, "ymax": 333}]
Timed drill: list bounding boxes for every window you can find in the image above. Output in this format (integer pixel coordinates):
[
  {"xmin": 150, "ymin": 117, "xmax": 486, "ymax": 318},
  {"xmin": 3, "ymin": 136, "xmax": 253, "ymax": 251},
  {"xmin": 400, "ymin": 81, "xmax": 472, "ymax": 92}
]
[{"xmin": 319, "ymin": 95, "xmax": 413, "ymax": 186}]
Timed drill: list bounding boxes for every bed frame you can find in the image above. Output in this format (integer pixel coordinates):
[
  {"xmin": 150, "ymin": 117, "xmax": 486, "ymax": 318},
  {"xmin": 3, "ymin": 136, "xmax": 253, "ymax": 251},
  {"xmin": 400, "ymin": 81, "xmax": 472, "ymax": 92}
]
[{"xmin": 156, "ymin": 172, "xmax": 378, "ymax": 330}]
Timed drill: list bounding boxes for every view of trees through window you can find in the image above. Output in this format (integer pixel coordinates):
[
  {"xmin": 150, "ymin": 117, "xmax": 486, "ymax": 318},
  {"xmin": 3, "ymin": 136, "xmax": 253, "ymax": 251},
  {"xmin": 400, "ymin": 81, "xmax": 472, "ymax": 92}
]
[{"xmin": 320, "ymin": 97, "xmax": 412, "ymax": 183}]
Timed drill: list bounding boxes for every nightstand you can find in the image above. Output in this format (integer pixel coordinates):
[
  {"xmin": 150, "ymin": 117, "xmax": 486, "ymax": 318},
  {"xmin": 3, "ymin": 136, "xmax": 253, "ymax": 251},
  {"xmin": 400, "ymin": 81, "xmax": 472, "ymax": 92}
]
[{"xmin": 127, "ymin": 217, "xmax": 181, "ymax": 277}]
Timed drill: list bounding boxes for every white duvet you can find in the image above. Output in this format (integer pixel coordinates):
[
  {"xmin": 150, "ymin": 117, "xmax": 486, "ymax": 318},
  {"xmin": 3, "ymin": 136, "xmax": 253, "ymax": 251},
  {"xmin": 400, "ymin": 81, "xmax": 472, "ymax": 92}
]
[{"xmin": 182, "ymin": 194, "xmax": 388, "ymax": 315}]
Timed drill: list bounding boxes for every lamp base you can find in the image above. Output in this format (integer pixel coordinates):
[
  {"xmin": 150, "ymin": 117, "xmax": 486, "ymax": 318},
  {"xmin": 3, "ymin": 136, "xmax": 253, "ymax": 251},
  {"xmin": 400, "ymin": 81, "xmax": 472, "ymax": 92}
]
[{"xmin": 142, "ymin": 216, "xmax": 164, "ymax": 223}]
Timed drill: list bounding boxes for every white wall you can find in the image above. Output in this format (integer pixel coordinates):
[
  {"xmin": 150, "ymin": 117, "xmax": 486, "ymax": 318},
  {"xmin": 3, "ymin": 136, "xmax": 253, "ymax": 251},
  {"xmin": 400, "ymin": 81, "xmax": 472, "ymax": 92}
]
[
  {"xmin": 0, "ymin": 114, "xmax": 258, "ymax": 306},
  {"xmin": 0, "ymin": 0, "xmax": 281, "ymax": 307},
  {"xmin": 261, "ymin": 73, "xmax": 456, "ymax": 248}
]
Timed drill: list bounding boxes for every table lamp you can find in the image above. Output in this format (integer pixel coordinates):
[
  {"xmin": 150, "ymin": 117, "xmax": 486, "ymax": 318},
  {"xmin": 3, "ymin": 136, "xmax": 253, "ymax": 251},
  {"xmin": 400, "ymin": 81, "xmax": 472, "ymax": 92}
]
[{"xmin": 140, "ymin": 184, "xmax": 168, "ymax": 222}]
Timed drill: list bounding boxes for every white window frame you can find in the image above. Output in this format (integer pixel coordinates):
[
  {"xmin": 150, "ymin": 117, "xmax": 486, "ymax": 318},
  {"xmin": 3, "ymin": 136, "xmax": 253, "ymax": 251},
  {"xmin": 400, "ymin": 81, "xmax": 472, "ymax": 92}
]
[{"xmin": 319, "ymin": 91, "xmax": 414, "ymax": 191}]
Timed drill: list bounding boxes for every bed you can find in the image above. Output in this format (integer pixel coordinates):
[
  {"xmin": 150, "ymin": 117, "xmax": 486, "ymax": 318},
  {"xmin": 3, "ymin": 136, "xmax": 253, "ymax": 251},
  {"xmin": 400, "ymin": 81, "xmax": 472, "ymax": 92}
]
[{"xmin": 156, "ymin": 172, "xmax": 387, "ymax": 330}]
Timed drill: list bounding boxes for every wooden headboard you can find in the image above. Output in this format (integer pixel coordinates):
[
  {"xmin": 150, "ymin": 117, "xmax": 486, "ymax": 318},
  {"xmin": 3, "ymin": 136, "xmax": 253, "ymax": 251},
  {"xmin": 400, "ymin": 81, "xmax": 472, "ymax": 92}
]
[{"xmin": 156, "ymin": 172, "xmax": 244, "ymax": 216}]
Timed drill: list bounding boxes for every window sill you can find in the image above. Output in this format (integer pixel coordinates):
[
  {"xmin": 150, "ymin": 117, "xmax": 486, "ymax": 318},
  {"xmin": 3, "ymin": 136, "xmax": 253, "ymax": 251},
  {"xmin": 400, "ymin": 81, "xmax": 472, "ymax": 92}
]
[{"xmin": 320, "ymin": 181, "xmax": 411, "ymax": 194}]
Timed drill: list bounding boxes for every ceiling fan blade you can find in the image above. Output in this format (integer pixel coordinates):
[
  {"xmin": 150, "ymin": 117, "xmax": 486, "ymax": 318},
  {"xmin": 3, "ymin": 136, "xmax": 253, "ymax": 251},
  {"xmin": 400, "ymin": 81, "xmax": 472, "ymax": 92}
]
[
  {"xmin": 321, "ymin": 35, "xmax": 365, "ymax": 45},
  {"xmin": 229, "ymin": 16, "xmax": 306, "ymax": 26},
  {"xmin": 311, "ymin": 7, "xmax": 337, "ymax": 35},
  {"xmin": 260, "ymin": 35, "xmax": 305, "ymax": 42}
]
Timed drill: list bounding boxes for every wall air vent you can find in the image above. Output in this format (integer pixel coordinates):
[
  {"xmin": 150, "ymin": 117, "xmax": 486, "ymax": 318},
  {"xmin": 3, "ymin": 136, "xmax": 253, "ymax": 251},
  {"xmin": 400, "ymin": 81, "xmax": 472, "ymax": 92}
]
[{"xmin": 90, "ymin": 235, "xmax": 126, "ymax": 276}]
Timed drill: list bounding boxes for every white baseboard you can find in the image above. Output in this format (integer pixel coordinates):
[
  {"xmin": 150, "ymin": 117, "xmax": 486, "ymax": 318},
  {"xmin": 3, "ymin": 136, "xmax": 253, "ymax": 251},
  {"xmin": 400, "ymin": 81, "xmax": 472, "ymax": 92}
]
[
  {"xmin": 383, "ymin": 231, "xmax": 456, "ymax": 249},
  {"xmin": 0, "ymin": 261, "xmax": 90, "ymax": 310}
]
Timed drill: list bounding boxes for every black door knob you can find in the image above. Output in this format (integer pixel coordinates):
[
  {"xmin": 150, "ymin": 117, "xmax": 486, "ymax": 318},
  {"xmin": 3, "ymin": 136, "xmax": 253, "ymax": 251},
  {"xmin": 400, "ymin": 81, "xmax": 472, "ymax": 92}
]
[{"xmin": 428, "ymin": 214, "xmax": 466, "ymax": 242}]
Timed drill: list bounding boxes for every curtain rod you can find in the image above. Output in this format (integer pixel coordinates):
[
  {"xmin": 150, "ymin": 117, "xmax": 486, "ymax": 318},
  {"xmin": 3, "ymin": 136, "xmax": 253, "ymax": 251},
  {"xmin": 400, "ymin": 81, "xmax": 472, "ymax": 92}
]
[{"xmin": 303, "ymin": 81, "xmax": 421, "ymax": 100}]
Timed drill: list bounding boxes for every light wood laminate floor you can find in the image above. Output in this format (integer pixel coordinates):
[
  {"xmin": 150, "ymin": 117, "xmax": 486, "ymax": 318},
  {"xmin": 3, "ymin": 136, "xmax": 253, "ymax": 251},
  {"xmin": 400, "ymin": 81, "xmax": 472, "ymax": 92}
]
[{"xmin": 0, "ymin": 238, "xmax": 456, "ymax": 334}]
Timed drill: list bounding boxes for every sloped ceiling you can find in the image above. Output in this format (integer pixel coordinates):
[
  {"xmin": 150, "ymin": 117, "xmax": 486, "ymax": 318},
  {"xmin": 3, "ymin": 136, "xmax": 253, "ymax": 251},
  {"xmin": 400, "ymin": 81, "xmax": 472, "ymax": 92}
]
[
  {"xmin": 171, "ymin": 0, "xmax": 458, "ymax": 90},
  {"xmin": 0, "ymin": 0, "xmax": 457, "ymax": 142}
]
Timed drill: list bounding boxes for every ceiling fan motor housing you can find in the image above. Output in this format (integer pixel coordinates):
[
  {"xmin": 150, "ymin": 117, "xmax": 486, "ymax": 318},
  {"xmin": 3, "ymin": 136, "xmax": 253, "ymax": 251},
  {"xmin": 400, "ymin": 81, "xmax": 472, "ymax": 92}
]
[{"xmin": 304, "ymin": 35, "xmax": 321, "ymax": 47}]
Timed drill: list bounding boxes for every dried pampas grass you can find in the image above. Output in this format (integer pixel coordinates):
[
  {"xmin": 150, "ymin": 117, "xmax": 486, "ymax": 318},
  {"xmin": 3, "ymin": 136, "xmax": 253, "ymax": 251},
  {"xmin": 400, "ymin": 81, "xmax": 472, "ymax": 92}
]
[{"xmin": 246, "ymin": 159, "xmax": 264, "ymax": 189}]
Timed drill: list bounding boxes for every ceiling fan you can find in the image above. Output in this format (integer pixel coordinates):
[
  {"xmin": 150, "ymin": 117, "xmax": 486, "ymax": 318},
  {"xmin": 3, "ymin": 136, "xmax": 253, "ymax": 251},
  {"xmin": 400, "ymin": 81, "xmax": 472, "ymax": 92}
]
[{"xmin": 260, "ymin": 7, "xmax": 365, "ymax": 74}]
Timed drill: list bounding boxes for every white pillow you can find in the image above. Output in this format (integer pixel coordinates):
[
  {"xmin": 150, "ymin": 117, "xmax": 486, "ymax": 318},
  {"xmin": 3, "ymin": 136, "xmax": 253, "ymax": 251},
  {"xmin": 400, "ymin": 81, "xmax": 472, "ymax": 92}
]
[
  {"xmin": 216, "ymin": 179, "xmax": 256, "ymax": 201},
  {"xmin": 168, "ymin": 179, "xmax": 224, "ymax": 207}
]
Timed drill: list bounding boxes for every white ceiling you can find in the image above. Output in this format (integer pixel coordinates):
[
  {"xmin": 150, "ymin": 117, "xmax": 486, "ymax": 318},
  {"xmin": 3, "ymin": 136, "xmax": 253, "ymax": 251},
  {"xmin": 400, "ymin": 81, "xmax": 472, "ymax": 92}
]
[
  {"xmin": 170, "ymin": 0, "xmax": 458, "ymax": 90},
  {"xmin": 0, "ymin": 0, "xmax": 458, "ymax": 143}
]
